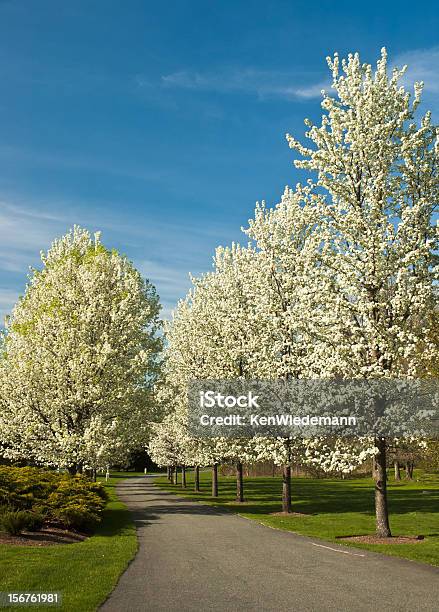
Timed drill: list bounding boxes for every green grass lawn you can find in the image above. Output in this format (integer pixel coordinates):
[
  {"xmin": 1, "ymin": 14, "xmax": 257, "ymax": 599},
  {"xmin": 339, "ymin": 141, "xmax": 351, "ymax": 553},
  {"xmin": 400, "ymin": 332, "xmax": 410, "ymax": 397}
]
[
  {"xmin": 156, "ymin": 470, "xmax": 439, "ymax": 566},
  {"xmin": 0, "ymin": 472, "xmax": 140, "ymax": 612}
]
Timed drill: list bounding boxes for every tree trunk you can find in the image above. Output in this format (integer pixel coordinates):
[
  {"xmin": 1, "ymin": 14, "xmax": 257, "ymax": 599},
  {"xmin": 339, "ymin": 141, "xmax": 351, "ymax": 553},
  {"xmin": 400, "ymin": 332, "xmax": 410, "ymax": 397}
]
[
  {"xmin": 182, "ymin": 465, "xmax": 186, "ymax": 488},
  {"xmin": 373, "ymin": 437, "xmax": 391, "ymax": 537},
  {"xmin": 282, "ymin": 464, "xmax": 292, "ymax": 513},
  {"xmin": 174, "ymin": 466, "xmax": 179, "ymax": 485},
  {"xmin": 405, "ymin": 460, "xmax": 414, "ymax": 480},
  {"xmin": 394, "ymin": 460, "xmax": 401, "ymax": 481},
  {"xmin": 67, "ymin": 465, "xmax": 77, "ymax": 476},
  {"xmin": 194, "ymin": 466, "xmax": 200, "ymax": 492},
  {"xmin": 212, "ymin": 464, "xmax": 218, "ymax": 497},
  {"xmin": 167, "ymin": 466, "xmax": 171, "ymax": 480},
  {"xmin": 236, "ymin": 462, "xmax": 244, "ymax": 502}
]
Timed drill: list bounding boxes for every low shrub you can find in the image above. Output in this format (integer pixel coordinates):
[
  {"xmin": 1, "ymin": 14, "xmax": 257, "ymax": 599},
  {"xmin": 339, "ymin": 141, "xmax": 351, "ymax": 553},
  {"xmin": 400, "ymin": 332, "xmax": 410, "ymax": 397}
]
[
  {"xmin": 22, "ymin": 511, "xmax": 45, "ymax": 532},
  {"xmin": 0, "ymin": 467, "xmax": 61, "ymax": 510},
  {"xmin": 88, "ymin": 482, "xmax": 109, "ymax": 502},
  {"xmin": 52, "ymin": 504, "xmax": 101, "ymax": 531},
  {"xmin": 37, "ymin": 479, "xmax": 107, "ymax": 530},
  {"xmin": 1, "ymin": 510, "xmax": 32, "ymax": 535},
  {"xmin": 0, "ymin": 466, "xmax": 108, "ymax": 532}
]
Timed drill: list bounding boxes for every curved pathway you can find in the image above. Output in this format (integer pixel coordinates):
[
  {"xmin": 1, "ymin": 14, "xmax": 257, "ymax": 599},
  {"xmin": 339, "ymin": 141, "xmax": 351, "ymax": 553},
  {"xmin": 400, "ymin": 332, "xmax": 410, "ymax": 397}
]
[{"xmin": 100, "ymin": 475, "xmax": 439, "ymax": 612}]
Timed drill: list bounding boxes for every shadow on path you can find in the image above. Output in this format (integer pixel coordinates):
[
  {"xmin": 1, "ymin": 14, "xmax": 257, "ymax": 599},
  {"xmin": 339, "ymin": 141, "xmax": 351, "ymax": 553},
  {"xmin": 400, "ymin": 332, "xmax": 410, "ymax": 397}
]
[{"xmin": 100, "ymin": 476, "xmax": 439, "ymax": 612}]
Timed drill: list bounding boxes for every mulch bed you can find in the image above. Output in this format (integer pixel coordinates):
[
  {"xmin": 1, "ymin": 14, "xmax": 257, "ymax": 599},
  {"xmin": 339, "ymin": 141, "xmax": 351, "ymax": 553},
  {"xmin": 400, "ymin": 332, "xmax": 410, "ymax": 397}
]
[
  {"xmin": 270, "ymin": 511, "xmax": 309, "ymax": 517},
  {"xmin": 0, "ymin": 526, "xmax": 88, "ymax": 547},
  {"xmin": 337, "ymin": 535, "xmax": 424, "ymax": 545}
]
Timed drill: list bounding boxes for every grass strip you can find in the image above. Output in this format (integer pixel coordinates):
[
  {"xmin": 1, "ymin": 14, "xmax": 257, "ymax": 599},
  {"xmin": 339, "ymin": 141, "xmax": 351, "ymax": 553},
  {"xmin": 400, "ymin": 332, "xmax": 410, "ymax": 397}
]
[
  {"xmin": 0, "ymin": 472, "xmax": 140, "ymax": 612},
  {"xmin": 156, "ymin": 470, "xmax": 439, "ymax": 566}
]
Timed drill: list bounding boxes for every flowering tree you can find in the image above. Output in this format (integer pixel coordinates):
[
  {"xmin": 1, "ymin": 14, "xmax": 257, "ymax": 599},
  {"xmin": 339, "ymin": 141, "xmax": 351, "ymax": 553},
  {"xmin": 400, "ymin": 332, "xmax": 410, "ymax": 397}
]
[
  {"xmin": 149, "ymin": 48, "xmax": 437, "ymax": 535},
  {"xmin": 243, "ymin": 187, "xmax": 329, "ymax": 512},
  {"xmin": 0, "ymin": 226, "xmax": 162, "ymax": 473},
  {"xmin": 148, "ymin": 414, "xmax": 194, "ymax": 485},
  {"xmin": 286, "ymin": 49, "xmax": 438, "ymax": 536},
  {"xmin": 155, "ymin": 244, "xmax": 268, "ymax": 498}
]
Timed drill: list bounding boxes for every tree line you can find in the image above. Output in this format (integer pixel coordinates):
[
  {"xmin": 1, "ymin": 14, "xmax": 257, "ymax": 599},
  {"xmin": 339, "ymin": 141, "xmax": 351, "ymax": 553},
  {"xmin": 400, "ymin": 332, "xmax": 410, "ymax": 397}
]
[
  {"xmin": 148, "ymin": 49, "xmax": 438, "ymax": 538},
  {"xmin": 0, "ymin": 48, "xmax": 437, "ymax": 539}
]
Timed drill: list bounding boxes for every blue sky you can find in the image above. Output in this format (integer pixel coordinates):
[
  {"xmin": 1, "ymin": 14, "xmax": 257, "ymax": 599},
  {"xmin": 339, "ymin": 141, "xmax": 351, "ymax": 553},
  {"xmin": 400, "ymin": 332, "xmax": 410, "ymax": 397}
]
[{"xmin": 1, "ymin": 0, "xmax": 438, "ymax": 319}]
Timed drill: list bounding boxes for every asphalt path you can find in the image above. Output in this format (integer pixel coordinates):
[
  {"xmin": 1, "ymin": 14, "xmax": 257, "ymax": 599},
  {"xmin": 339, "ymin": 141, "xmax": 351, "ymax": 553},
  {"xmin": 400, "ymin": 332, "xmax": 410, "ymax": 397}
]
[{"xmin": 100, "ymin": 475, "xmax": 439, "ymax": 612}]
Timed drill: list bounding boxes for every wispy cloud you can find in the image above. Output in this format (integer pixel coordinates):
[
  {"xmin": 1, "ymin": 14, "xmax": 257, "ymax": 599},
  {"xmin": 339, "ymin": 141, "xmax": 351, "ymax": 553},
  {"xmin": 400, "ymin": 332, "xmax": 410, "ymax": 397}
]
[
  {"xmin": 160, "ymin": 47, "xmax": 439, "ymax": 102},
  {"xmin": 0, "ymin": 198, "xmax": 228, "ymax": 321},
  {"xmin": 0, "ymin": 201, "xmax": 66, "ymax": 272},
  {"xmin": 393, "ymin": 46, "xmax": 439, "ymax": 93},
  {"xmin": 0, "ymin": 200, "xmax": 75, "ymax": 320},
  {"xmin": 0, "ymin": 289, "xmax": 20, "ymax": 325},
  {"xmin": 0, "ymin": 145, "xmax": 168, "ymax": 185},
  {"xmin": 161, "ymin": 68, "xmax": 329, "ymax": 100},
  {"xmin": 291, "ymin": 80, "xmax": 330, "ymax": 99},
  {"xmin": 162, "ymin": 47, "xmax": 439, "ymax": 103},
  {"xmin": 135, "ymin": 259, "xmax": 198, "ymax": 319}
]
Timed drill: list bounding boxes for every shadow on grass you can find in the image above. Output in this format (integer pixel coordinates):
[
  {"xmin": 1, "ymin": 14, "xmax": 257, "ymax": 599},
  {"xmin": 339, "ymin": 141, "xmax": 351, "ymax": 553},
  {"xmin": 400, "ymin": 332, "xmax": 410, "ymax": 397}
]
[
  {"xmin": 158, "ymin": 476, "xmax": 439, "ymax": 517},
  {"xmin": 94, "ymin": 506, "xmax": 135, "ymax": 538}
]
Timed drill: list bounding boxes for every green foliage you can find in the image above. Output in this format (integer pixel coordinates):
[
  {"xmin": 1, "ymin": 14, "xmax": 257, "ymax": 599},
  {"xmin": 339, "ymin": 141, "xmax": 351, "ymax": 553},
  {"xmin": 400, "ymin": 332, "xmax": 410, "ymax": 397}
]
[
  {"xmin": 38, "ymin": 478, "xmax": 107, "ymax": 530},
  {"xmin": 52, "ymin": 505, "xmax": 100, "ymax": 531},
  {"xmin": 22, "ymin": 511, "xmax": 45, "ymax": 532},
  {"xmin": 0, "ymin": 466, "xmax": 61, "ymax": 509},
  {"xmin": 0, "ymin": 510, "xmax": 39, "ymax": 535},
  {"xmin": 0, "ymin": 473, "xmax": 138, "ymax": 612},
  {"xmin": 0, "ymin": 466, "xmax": 108, "ymax": 531},
  {"xmin": 45, "ymin": 242, "xmax": 111, "ymax": 271}
]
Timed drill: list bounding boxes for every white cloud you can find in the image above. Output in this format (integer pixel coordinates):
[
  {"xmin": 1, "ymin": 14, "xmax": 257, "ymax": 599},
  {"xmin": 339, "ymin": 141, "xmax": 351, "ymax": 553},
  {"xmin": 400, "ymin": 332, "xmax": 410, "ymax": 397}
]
[
  {"xmin": 392, "ymin": 46, "xmax": 439, "ymax": 93},
  {"xmin": 0, "ymin": 202, "xmax": 67, "ymax": 271},
  {"xmin": 161, "ymin": 47, "xmax": 439, "ymax": 103},
  {"xmin": 0, "ymin": 145, "xmax": 168, "ymax": 185},
  {"xmin": 292, "ymin": 80, "xmax": 330, "ymax": 99},
  {"xmin": 0, "ymin": 289, "xmax": 20, "ymax": 325},
  {"xmin": 0, "ymin": 201, "xmax": 73, "ymax": 319},
  {"xmin": 135, "ymin": 259, "xmax": 197, "ymax": 320},
  {"xmin": 161, "ymin": 68, "xmax": 329, "ymax": 100},
  {"xmin": 0, "ymin": 198, "xmax": 224, "ymax": 322}
]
